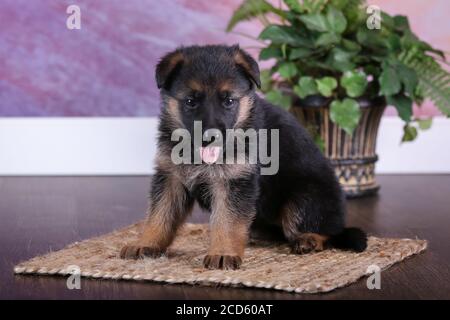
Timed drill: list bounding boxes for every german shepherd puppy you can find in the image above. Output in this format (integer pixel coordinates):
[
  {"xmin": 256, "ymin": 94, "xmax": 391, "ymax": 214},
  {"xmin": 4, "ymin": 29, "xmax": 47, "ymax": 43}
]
[{"xmin": 120, "ymin": 45, "xmax": 367, "ymax": 269}]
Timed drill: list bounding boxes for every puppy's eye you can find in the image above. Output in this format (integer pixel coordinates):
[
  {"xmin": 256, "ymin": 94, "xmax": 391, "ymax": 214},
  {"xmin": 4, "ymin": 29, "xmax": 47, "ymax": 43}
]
[
  {"xmin": 185, "ymin": 98, "xmax": 197, "ymax": 109},
  {"xmin": 223, "ymin": 98, "xmax": 236, "ymax": 109}
]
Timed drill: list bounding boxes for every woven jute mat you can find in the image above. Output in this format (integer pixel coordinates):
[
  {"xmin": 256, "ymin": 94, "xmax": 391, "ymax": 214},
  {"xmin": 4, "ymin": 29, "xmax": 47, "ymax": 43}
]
[{"xmin": 14, "ymin": 222, "xmax": 427, "ymax": 294}]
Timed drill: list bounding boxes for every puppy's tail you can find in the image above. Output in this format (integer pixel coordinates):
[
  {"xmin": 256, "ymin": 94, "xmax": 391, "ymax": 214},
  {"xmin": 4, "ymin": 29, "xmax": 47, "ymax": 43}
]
[{"xmin": 327, "ymin": 227, "xmax": 367, "ymax": 252}]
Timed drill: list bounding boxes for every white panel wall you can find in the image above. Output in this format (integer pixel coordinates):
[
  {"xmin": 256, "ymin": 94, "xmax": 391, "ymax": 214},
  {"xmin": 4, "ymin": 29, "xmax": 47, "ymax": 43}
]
[{"xmin": 0, "ymin": 117, "xmax": 449, "ymax": 175}]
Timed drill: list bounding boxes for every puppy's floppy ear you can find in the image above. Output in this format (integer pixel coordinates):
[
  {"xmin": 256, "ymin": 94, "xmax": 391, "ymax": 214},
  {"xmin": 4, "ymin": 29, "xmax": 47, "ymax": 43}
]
[
  {"xmin": 155, "ymin": 49, "xmax": 184, "ymax": 89},
  {"xmin": 232, "ymin": 45, "xmax": 261, "ymax": 89}
]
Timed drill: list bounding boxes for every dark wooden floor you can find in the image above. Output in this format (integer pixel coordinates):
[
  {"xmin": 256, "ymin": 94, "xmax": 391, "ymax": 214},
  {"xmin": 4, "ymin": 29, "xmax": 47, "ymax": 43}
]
[{"xmin": 0, "ymin": 175, "xmax": 449, "ymax": 300}]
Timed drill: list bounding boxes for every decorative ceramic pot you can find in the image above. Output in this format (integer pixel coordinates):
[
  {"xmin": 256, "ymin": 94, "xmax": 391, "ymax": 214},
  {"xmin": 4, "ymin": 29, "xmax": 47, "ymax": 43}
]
[{"xmin": 290, "ymin": 95, "xmax": 386, "ymax": 198}]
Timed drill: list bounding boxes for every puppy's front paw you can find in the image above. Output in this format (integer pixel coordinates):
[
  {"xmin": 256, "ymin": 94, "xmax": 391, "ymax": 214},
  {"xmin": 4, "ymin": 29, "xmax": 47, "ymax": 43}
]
[
  {"xmin": 291, "ymin": 233, "xmax": 326, "ymax": 255},
  {"xmin": 120, "ymin": 244, "xmax": 165, "ymax": 260},
  {"xmin": 203, "ymin": 255, "xmax": 242, "ymax": 270}
]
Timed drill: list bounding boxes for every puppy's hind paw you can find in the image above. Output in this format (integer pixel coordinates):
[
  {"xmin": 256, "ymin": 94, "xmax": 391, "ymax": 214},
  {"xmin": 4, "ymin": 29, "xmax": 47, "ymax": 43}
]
[
  {"xmin": 203, "ymin": 255, "xmax": 242, "ymax": 270},
  {"xmin": 119, "ymin": 244, "xmax": 165, "ymax": 260},
  {"xmin": 291, "ymin": 233, "xmax": 327, "ymax": 255}
]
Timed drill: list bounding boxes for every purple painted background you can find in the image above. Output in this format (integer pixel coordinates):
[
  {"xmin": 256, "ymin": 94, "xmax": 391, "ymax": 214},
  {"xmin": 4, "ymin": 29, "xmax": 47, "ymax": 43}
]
[{"xmin": 0, "ymin": 0, "xmax": 448, "ymax": 117}]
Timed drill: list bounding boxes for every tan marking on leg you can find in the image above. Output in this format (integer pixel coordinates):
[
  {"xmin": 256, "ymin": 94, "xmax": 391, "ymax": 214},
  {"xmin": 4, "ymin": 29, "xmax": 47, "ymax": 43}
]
[
  {"xmin": 120, "ymin": 174, "xmax": 192, "ymax": 259},
  {"xmin": 139, "ymin": 175, "xmax": 190, "ymax": 248},
  {"xmin": 203, "ymin": 182, "xmax": 251, "ymax": 269},
  {"xmin": 208, "ymin": 215, "xmax": 248, "ymax": 257}
]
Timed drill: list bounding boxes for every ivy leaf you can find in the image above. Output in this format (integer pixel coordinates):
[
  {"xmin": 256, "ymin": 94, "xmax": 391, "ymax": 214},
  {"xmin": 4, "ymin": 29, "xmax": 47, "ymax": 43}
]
[
  {"xmin": 380, "ymin": 11, "xmax": 395, "ymax": 29},
  {"xmin": 265, "ymin": 90, "xmax": 292, "ymax": 109},
  {"xmin": 342, "ymin": 39, "xmax": 361, "ymax": 52},
  {"xmin": 397, "ymin": 63, "xmax": 418, "ymax": 97},
  {"xmin": 259, "ymin": 46, "xmax": 282, "ymax": 60},
  {"xmin": 340, "ymin": 70, "xmax": 368, "ymax": 98},
  {"xmin": 278, "ymin": 62, "xmax": 298, "ymax": 79},
  {"xmin": 289, "ymin": 48, "xmax": 312, "ymax": 60},
  {"xmin": 379, "ymin": 62, "xmax": 401, "ymax": 96},
  {"xmin": 299, "ymin": 6, "xmax": 347, "ymax": 33},
  {"xmin": 417, "ymin": 118, "xmax": 432, "ymax": 130},
  {"xmin": 326, "ymin": 5, "xmax": 347, "ymax": 34},
  {"xmin": 281, "ymin": 44, "xmax": 287, "ymax": 59},
  {"xmin": 387, "ymin": 34, "xmax": 401, "ymax": 52},
  {"xmin": 393, "ymin": 15, "xmax": 410, "ymax": 31},
  {"xmin": 330, "ymin": 98, "xmax": 361, "ymax": 135},
  {"xmin": 356, "ymin": 28, "xmax": 387, "ymax": 50},
  {"xmin": 402, "ymin": 124, "xmax": 418, "ymax": 142},
  {"xmin": 316, "ymin": 77, "xmax": 337, "ymax": 97},
  {"xmin": 387, "ymin": 94, "xmax": 413, "ymax": 122},
  {"xmin": 326, "ymin": 47, "xmax": 356, "ymax": 72},
  {"xmin": 259, "ymin": 25, "xmax": 305, "ymax": 45},
  {"xmin": 315, "ymin": 32, "xmax": 341, "ymax": 46},
  {"xmin": 294, "ymin": 76, "xmax": 318, "ymax": 98},
  {"xmin": 299, "ymin": 13, "xmax": 329, "ymax": 32},
  {"xmin": 260, "ymin": 69, "xmax": 273, "ymax": 93}
]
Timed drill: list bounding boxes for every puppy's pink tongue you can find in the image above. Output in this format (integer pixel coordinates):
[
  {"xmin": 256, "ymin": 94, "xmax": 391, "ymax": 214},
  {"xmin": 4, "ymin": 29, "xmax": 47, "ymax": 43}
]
[{"xmin": 199, "ymin": 147, "xmax": 220, "ymax": 164}]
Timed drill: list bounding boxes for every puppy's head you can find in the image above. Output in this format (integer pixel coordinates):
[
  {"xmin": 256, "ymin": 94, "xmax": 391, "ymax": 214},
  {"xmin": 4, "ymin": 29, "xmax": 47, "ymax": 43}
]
[{"xmin": 155, "ymin": 45, "xmax": 260, "ymax": 139}]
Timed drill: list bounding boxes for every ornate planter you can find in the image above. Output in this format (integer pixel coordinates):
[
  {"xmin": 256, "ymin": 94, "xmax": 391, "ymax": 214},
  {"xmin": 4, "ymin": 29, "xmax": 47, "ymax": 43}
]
[{"xmin": 290, "ymin": 96, "xmax": 386, "ymax": 198}]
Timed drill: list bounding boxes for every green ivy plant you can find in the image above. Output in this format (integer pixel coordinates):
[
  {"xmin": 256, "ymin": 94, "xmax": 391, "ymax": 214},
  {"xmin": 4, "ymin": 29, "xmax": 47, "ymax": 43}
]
[{"xmin": 227, "ymin": 0, "xmax": 450, "ymax": 141}]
